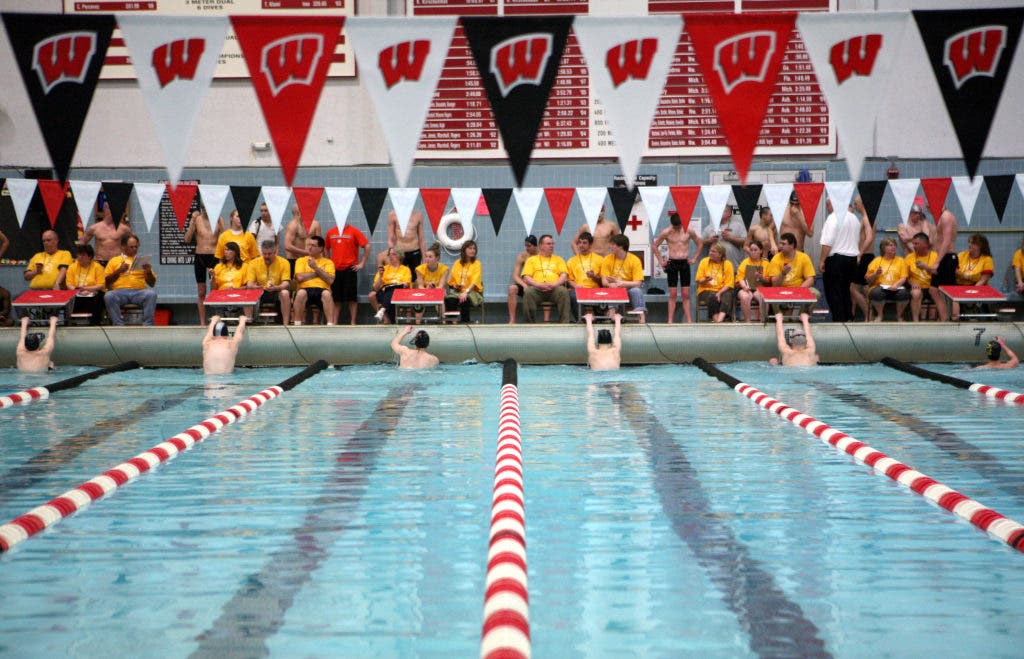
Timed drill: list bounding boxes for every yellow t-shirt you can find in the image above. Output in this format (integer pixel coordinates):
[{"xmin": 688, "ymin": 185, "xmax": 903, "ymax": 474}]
[
  {"xmin": 447, "ymin": 259, "xmax": 483, "ymax": 293},
  {"xmin": 695, "ymin": 257, "xmax": 735, "ymax": 294},
  {"xmin": 905, "ymin": 250, "xmax": 938, "ymax": 288},
  {"xmin": 215, "ymin": 230, "xmax": 259, "ymax": 262},
  {"xmin": 767, "ymin": 251, "xmax": 815, "ymax": 287},
  {"xmin": 373, "ymin": 264, "xmax": 412, "ymax": 288},
  {"xmin": 956, "ymin": 251, "xmax": 995, "ymax": 285},
  {"xmin": 566, "ymin": 252, "xmax": 602, "ymax": 288},
  {"xmin": 600, "ymin": 252, "xmax": 643, "ymax": 283},
  {"xmin": 65, "ymin": 260, "xmax": 105, "ymax": 290},
  {"xmin": 735, "ymin": 257, "xmax": 768, "ymax": 290},
  {"xmin": 1013, "ymin": 248, "xmax": 1024, "ymax": 276},
  {"xmin": 866, "ymin": 255, "xmax": 908, "ymax": 290},
  {"xmin": 104, "ymin": 255, "xmax": 156, "ymax": 290},
  {"xmin": 295, "ymin": 256, "xmax": 336, "ymax": 289},
  {"xmin": 212, "ymin": 262, "xmax": 247, "ymax": 290},
  {"xmin": 246, "ymin": 255, "xmax": 291, "ymax": 287},
  {"xmin": 26, "ymin": 250, "xmax": 73, "ymax": 289},
  {"xmin": 522, "ymin": 254, "xmax": 568, "ymax": 285},
  {"xmin": 415, "ymin": 262, "xmax": 449, "ymax": 288}
]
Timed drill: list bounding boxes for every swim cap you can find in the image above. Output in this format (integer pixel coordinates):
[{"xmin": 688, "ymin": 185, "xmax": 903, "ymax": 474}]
[
  {"xmin": 24, "ymin": 333, "xmax": 42, "ymax": 351},
  {"xmin": 413, "ymin": 330, "xmax": 430, "ymax": 349},
  {"xmin": 213, "ymin": 321, "xmax": 229, "ymax": 337},
  {"xmin": 987, "ymin": 340, "xmax": 1001, "ymax": 361},
  {"xmin": 789, "ymin": 330, "xmax": 807, "ymax": 347},
  {"xmin": 597, "ymin": 329, "xmax": 612, "ymax": 345}
]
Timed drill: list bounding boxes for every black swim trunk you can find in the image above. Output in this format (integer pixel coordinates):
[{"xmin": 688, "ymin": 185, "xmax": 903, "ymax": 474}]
[
  {"xmin": 194, "ymin": 253, "xmax": 218, "ymax": 283},
  {"xmin": 513, "ymin": 283, "xmax": 524, "ymax": 297},
  {"xmin": 287, "ymin": 258, "xmax": 297, "ymax": 279},
  {"xmin": 300, "ymin": 287, "xmax": 328, "ymax": 310},
  {"xmin": 665, "ymin": 259, "xmax": 692, "ymax": 287},
  {"xmin": 402, "ymin": 249, "xmax": 422, "ymax": 272},
  {"xmin": 259, "ymin": 290, "xmax": 281, "ymax": 308},
  {"xmin": 934, "ymin": 253, "xmax": 958, "ymax": 287},
  {"xmin": 331, "ymin": 267, "xmax": 359, "ymax": 303},
  {"xmin": 855, "ymin": 253, "xmax": 874, "ymax": 286}
]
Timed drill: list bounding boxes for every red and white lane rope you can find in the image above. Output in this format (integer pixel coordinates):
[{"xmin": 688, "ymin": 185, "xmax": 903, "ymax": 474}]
[
  {"xmin": 481, "ymin": 382, "xmax": 530, "ymax": 659},
  {"xmin": 734, "ymin": 382, "xmax": 1024, "ymax": 553},
  {"xmin": 0, "ymin": 385, "xmax": 283, "ymax": 552},
  {"xmin": 0, "ymin": 387, "xmax": 48, "ymax": 409},
  {"xmin": 969, "ymin": 382, "xmax": 1024, "ymax": 404}
]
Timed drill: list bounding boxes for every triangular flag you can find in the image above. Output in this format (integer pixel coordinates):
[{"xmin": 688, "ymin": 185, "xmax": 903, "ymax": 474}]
[
  {"xmin": 346, "ymin": 17, "xmax": 455, "ymax": 187},
  {"xmin": 638, "ymin": 186, "xmax": 670, "ymax": 236},
  {"xmin": 700, "ymin": 184, "xmax": 732, "ymax": 231},
  {"xmin": 543, "ymin": 188, "xmax": 575, "ymax": 235},
  {"xmin": 37, "ymin": 180, "xmax": 66, "ymax": 229},
  {"xmin": 512, "ymin": 187, "xmax": 544, "ymax": 236},
  {"xmin": 69, "ymin": 180, "xmax": 102, "ymax": 229},
  {"xmin": 198, "ymin": 184, "xmax": 231, "ymax": 228},
  {"xmin": 762, "ymin": 183, "xmax": 792, "ymax": 232},
  {"xmin": 462, "ymin": 16, "xmax": 573, "ymax": 186},
  {"xmin": 166, "ymin": 183, "xmax": 198, "ymax": 231},
  {"xmin": 985, "ymin": 174, "xmax": 1014, "ymax": 223},
  {"xmin": 102, "ymin": 182, "xmax": 134, "ymax": 228},
  {"xmin": 134, "ymin": 182, "xmax": 165, "ymax": 233},
  {"xmin": 668, "ymin": 186, "xmax": 701, "ymax": 232},
  {"xmin": 888, "ymin": 178, "xmax": 921, "ymax": 223},
  {"xmin": 117, "ymin": 16, "xmax": 228, "ymax": 185},
  {"xmin": 450, "ymin": 188, "xmax": 481, "ymax": 237},
  {"xmin": 357, "ymin": 188, "xmax": 388, "ymax": 235},
  {"xmin": 575, "ymin": 187, "xmax": 607, "ymax": 234},
  {"xmin": 260, "ymin": 186, "xmax": 291, "ymax": 233},
  {"xmin": 920, "ymin": 177, "xmax": 951, "ymax": 220},
  {"xmin": 607, "ymin": 187, "xmax": 635, "ymax": 231},
  {"xmin": 797, "ymin": 12, "xmax": 910, "ymax": 183},
  {"xmin": 388, "ymin": 187, "xmax": 420, "ymax": 236},
  {"xmin": 574, "ymin": 16, "xmax": 682, "ymax": 187},
  {"xmin": 857, "ymin": 180, "xmax": 888, "ymax": 226},
  {"xmin": 686, "ymin": 13, "xmax": 795, "ymax": 183},
  {"xmin": 293, "ymin": 186, "xmax": 324, "ymax": 233},
  {"xmin": 482, "ymin": 188, "xmax": 512, "ymax": 236},
  {"xmin": 792, "ymin": 182, "xmax": 824, "ymax": 231},
  {"xmin": 324, "ymin": 187, "xmax": 357, "ymax": 232},
  {"xmin": 951, "ymin": 176, "xmax": 983, "ymax": 224},
  {"xmin": 420, "ymin": 188, "xmax": 451, "ymax": 235},
  {"xmin": 1016, "ymin": 173, "xmax": 1024, "ymax": 202},
  {"xmin": 5, "ymin": 179, "xmax": 37, "ymax": 228},
  {"xmin": 232, "ymin": 16, "xmax": 344, "ymax": 186},
  {"xmin": 913, "ymin": 9, "xmax": 1024, "ymax": 179},
  {"xmin": 2, "ymin": 14, "xmax": 114, "ymax": 181},
  {"xmin": 732, "ymin": 184, "xmax": 762, "ymax": 229},
  {"xmin": 231, "ymin": 186, "xmax": 262, "ymax": 226},
  {"xmin": 825, "ymin": 181, "xmax": 856, "ymax": 217}
]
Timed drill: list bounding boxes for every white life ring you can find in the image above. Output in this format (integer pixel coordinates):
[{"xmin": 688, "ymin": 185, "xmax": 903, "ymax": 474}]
[{"xmin": 437, "ymin": 211, "xmax": 474, "ymax": 254}]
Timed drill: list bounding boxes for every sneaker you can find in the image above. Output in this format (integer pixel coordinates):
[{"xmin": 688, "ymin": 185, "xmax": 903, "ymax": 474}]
[{"xmin": 375, "ymin": 308, "xmax": 386, "ymax": 322}]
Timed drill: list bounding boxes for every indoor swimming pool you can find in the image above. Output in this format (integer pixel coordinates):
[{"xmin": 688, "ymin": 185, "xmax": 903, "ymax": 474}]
[{"xmin": 1, "ymin": 362, "xmax": 1022, "ymax": 657}]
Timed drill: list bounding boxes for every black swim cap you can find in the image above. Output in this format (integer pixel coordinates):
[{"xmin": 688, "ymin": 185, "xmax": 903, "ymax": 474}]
[
  {"xmin": 597, "ymin": 329, "xmax": 612, "ymax": 345},
  {"xmin": 413, "ymin": 330, "xmax": 430, "ymax": 349},
  {"xmin": 213, "ymin": 321, "xmax": 229, "ymax": 337},
  {"xmin": 987, "ymin": 341, "xmax": 1001, "ymax": 361},
  {"xmin": 24, "ymin": 333, "xmax": 42, "ymax": 351}
]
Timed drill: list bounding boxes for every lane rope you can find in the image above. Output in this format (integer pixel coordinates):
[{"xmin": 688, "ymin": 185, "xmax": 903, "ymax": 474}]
[
  {"xmin": 882, "ymin": 357, "xmax": 1024, "ymax": 404},
  {"xmin": 693, "ymin": 358, "xmax": 1024, "ymax": 553},
  {"xmin": 481, "ymin": 359, "xmax": 530, "ymax": 659},
  {"xmin": 0, "ymin": 360, "xmax": 328, "ymax": 553},
  {"xmin": 0, "ymin": 361, "xmax": 140, "ymax": 409}
]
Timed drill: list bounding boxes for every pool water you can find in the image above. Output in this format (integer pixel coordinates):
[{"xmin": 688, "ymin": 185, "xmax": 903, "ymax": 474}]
[{"xmin": 1, "ymin": 362, "xmax": 1022, "ymax": 657}]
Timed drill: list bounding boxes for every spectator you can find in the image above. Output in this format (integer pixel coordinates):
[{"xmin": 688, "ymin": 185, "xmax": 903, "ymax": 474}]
[
  {"xmin": 905, "ymin": 232, "xmax": 944, "ymax": 322},
  {"xmin": 445, "ymin": 240, "xmax": 483, "ymax": 323},
  {"xmin": 695, "ymin": 241, "xmax": 735, "ymax": 323},
  {"xmin": 211, "ymin": 241, "xmax": 248, "ymax": 290},
  {"xmin": 507, "ymin": 235, "xmax": 539, "ymax": 324},
  {"xmin": 522, "ymin": 234, "xmax": 571, "ymax": 323},
  {"xmin": 372, "ymin": 247, "xmax": 412, "ymax": 325},
  {"xmin": 865, "ymin": 237, "xmax": 910, "ymax": 321},
  {"xmin": 952, "ymin": 233, "xmax": 995, "ymax": 320},
  {"xmin": 63, "ymin": 244, "xmax": 105, "ymax": 325},
  {"xmin": 103, "ymin": 234, "xmax": 158, "ymax": 325},
  {"xmin": 215, "ymin": 210, "xmax": 259, "ymax": 263},
  {"xmin": 24, "ymin": 230, "xmax": 72, "ymax": 290},
  {"xmin": 736, "ymin": 239, "xmax": 769, "ymax": 322},
  {"xmin": 292, "ymin": 235, "xmax": 335, "ymax": 325},
  {"xmin": 325, "ymin": 217, "xmax": 370, "ymax": 325},
  {"xmin": 246, "ymin": 240, "xmax": 292, "ymax": 326},
  {"xmin": 766, "ymin": 232, "xmax": 820, "ymax": 314},
  {"xmin": 601, "ymin": 234, "xmax": 646, "ymax": 323},
  {"xmin": 567, "ymin": 231, "xmax": 603, "ymax": 320}
]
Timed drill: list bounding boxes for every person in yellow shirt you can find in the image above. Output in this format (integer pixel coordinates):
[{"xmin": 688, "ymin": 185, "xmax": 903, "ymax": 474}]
[
  {"xmin": 905, "ymin": 232, "xmax": 944, "ymax": 322},
  {"xmin": 695, "ymin": 242, "xmax": 735, "ymax": 323},
  {"xmin": 215, "ymin": 210, "xmax": 259, "ymax": 263},
  {"xmin": 865, "ymin": 237, "xmax": 909, "ymax": 321},
  {"xmin": 63, "ymin": 244, "xmax": 106, "ymax": 325},
  {"xmin": 766, "ymin": 232, "xmax": 820, "ymax": 314},
  {"xmin": 600, "ymin": 234, "xmax": 646, "ymax": 323},
  {"xmin": 246, "ymin": 240, "xmax": 292, "ymax": 326},
  {"xmin": 411, "ymin": 243, "xmax": 449, "ymax": 324},
  {"xmin": 1011, "ymin": 235, "xmax": 1024, "ymax": 298},
  {"xmin": 446, "ymin": 240, "xmax": 484, "ymax": 323},
  {"xmin": 292, "ymin": 235, "xmax": 336, "ymax": 325},
  {"xmin": 566, "ymin": 231, "xmax": 603, "ymax": 320},
  {"xmin": 735, "ymin": 239, "xmax": 769, "ymax": 322},
  {"xmin": 373, "ymin": 247, "xmax": 413, "ymax": 324},
  {"xmin": 103, "ymin": 234, "xmax": 158, "ymax": 325},
  {"xmin": 953, "ymin": 233, "xmax": 996, "ymax": 320},
  {"xmin": 24, "ymin": 230, "xmax": 73, "ymax": 290},
  {"xmin": 522, "ymin": 234, "xmax": 571, "ymax": 323}
]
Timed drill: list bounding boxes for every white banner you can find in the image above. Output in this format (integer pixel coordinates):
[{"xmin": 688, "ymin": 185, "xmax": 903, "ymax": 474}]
[
  {"xmin": 700, "ymin": 185, "xmax": 733, "ymax": 229},
  {"xmin": 888, "ymin": 178, "xmax": 921, "ymax": 225},
  {"xmin": 198, "ymin": 184, "xmax": 231, "ymax": 229},
  {"xmin": 575, "ymin": 187, "xmax": 607, "ymax": 235},
  {"xmin": 512, "ymin": 188, "xmax": 544, "ymax": 237},
  {"xmin": 325, "ymin": 187, "xmax": 357, "ymax": 232},
  {"xmin": 762, "ymin": 183, "xmax": 793, "ymax": 233},
  {"xmin": 5, "ymin": 179, "xmax": 37, "ymax": 229},
  {"xmin": 951, "ymin": 176, "xmax": 984, "ymax": 225},
  {"xmin": 825, "ymin": 181, "xmax": 856, "ymax": 216},
  {"xmin": 261, "ymin": 186, "xmax": 292, "ymax": 234},
  {"xmin": 638, "ymin": 186, "xmax": 670, "ymax": 237},
  {"xmin": 69, "ymin": 180, "xmax": 102, "ymax": 229},
  {"xmin": 388, "ymin": 187, "xmax": 420, "ymax": 237},
  {"xmin": 450, "ymin": 188, "xmax": 481, "ymax": 237},
  {"xmin": 133, "ymin": 182, "xmax": 165, "ymax": 233}
]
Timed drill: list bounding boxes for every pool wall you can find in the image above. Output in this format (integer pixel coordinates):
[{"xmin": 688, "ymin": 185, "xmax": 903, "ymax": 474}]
[{"xmin": 2, "ymin": 323, "xmax": 1022, "ymax": 366}]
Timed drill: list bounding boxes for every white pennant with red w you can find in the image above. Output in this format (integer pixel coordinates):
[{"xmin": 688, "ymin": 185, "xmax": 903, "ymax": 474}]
[
  {"xmin": 118, "ymin": 16, "xmax": 228, "ymax": 186},
  {"xmin": 797, "ymin": 12, "xmax": 909, "ymax": 183},
  {"xmin": 346, "ymin": 18, "xmax": 455, "ymax": 187},
  {"xmin": 574, "ymin": 16, "xmax": 682, "ymax": 188}
]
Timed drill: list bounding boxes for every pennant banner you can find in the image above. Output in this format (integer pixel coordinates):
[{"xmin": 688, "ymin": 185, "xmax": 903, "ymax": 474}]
[
  {"xmin": 166, "ymin": 183, "xmax": 198, "ymax": 231},
  {"xmin": 985, "ymin": 174, "xmax": 1014, "ymax": 223},
  {"xmin": 198, "ymin": 184, "xmax": 231, "ymax": 228},
  {"xmin": 575, "ymin": 187, "xmax": 607, "ymax": 235},
  {"xmin": 347, "ymin": 17, "xmax": 455, "ymax": 187},
  {"xmin": 324, "ymin": 187, "xmax": 357, "ymax": 232},
  {"xmin": 638, "ymin": 186, "xmax": 670, "ymax": 236},
  {"xmin": 668, "ymin": 186, "xmax": 701, "ymax": 232},
  {"xmin": 231, "ymin": 186, "xmax": 262, "ymax": 226},
  {"xmin": 102, "ymin": 182, "xmax": 134, "ymax": 228},
  {"xmin": 951, "ymin": 176, "xmax": 983, "ymax": 224},
  {"xmin": 762, "ymin": 183, "xmax": 793, "ymax": 232},
  {"xmin": 2, "ymin": 13, "xmax": 115, "ymax": 181},
  {"xmin": 482, "ymin": 188, "xmax": 512, "ymax": 236},
  {"xmin": 700, "ymin": 184, "xmax": 732, "ymax": 232},
  {"xmin": 293, "ymin": 186, "xmax": 325, "ymax": 233},
  {"xmin": 69, "ymin": 180, "xmax": 102, "ymax": 229},
  {"xmin": 357, "ymin": 187, "xmax": 388, "ymax": 235},
  {"xmin": 792, "ymin": 182, "xmax": 824, "ymax": 231},
  {"xmin": 856, "ymin": 180, "xmax": 887, "ymax": 226},
  {"xmin": 388, "ymin": 187, "xmax": 420, "ymax": 236},
  {"xmin": 37, "ymin": 180, "xmax": 66, "ymax": 229},
  {"xmin": 134, "ymin": 182, "xmax": 165, "ymax": 233},
  {"xmin": 888, "ymin": 177, "xmax": 921, "ymax": 223},
  {"xmin": 260, "ymin": 185, "xmax": 291, "ymax": 233},
  {"xmin": 419, "ymin": 188, "xmax": 451, "ymax": 235},
  {"xmin": 118, "ymin": 16, "xmax": 228, "ymax": 185},
  {"xmin": 543, "ymin": 188, "xmax": 574, "ymax": 235},
  {"xmin": 920, "ymin": 177, "xmax": 951, "ymax": 220},
  {"xmin": 512, "ymin": 187, "xmax": 544, "ymax": 236},
  {"xmin": 5, "ymin": 179, "xmax": 37, "ymax": 228},
  {"xmin": 825, "ymin": 180, "xmax": 856, "ymax": 216},
  {"xmin": 732, "ymin": 184, "xmax": 763, "ymax": 229},
  {"xmin": 450, "ymin": 187, "xmax": 481, "ymax": 237}
]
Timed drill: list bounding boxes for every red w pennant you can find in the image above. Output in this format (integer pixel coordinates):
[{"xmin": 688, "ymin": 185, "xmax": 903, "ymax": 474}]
[
  {"xmin": 166, "ymin": 183, "xmax": 198, "ymax": 230},
  {"xmin": 544, "ymin": 188, "xmax": 575, "ymax": 235},
  {"xmin": 669, "ymin": 186, "xmax": 701, "ymax": 231},
  {"xmin": 419, "ymin": 188, "xmax": 451, "ymax": 235},
  {"xmin": 293, "ymin": 186, "xmax": 324, "ymax": 233}
]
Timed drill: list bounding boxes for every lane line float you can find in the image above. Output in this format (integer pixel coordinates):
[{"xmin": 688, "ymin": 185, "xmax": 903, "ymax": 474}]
[
  {"xmin": 882, "ymin": 357, "xmax": 1024, "ymax": 404},
  {"xmin": 0, "ymin": 361, "xmax": 140, "ymax": 409}
]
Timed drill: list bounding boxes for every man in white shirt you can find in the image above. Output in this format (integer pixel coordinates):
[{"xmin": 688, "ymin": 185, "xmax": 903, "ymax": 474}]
[{"xmin": 818, "ymin": 197, "xmax": 869, "ymax": 322}]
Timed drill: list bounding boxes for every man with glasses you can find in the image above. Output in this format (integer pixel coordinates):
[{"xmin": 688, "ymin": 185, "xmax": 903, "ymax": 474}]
[
  {"xmin": 25, "ymin": 230, "xmax": 72, "ymax": 290},
  {"xmin": 521, "ymin": 234, "xmax": 571, "ymax": 323},
  {"xmin": 104, "ymin": 234, "xmax": 158, "ymax": 325}
]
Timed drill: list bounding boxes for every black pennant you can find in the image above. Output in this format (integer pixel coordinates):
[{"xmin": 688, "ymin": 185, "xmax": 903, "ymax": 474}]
[
  {"xmin": 2, "ymin": 13, "xmax": 115, "ymax": 182},
  {"xmin": 231, "ymin": 186, "xmax": 262, "ymax": 226},
  {"xmin": 984, "ymin": 174, "xmax": 1014, "ymax": 223},
  {"xmin": 857, "ymin": 180, "xmax": 888, "ymax": 227},
  {"xmin": 461, "ymin": 16, "xmax": 573, "ymax": 187},
  {"xmin": 102, "ymin": 182, "xmax": 133, "ymax": 229},
  {"xmin": 732, "ymin": 184, "xmax": 762, "ymax": 230},
  {"xmin": 357, "ymin": 188, "xmax": 388, "ymax": 235},
  {"xmin": 913, "ymin": 9, "xmax": 1024, "ymax": 179},
  {"xmin": 482, "ymin": 188, "xmax": 512, "ymax": 236},
  {"xmin": 607, "ymin": 187, "xmax": 635, "ymax": 232}
]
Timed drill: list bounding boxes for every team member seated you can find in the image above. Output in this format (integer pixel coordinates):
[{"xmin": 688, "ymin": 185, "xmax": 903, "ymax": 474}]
[
  {"xmin": 865, "ymin": 237, "xmax": 910, "ymax": 321},
  {"xmin": 445, "ymin": 240, "xmax": 484, "ymax": 323},
  {"xmin": 1011, "ymin": 235, "xmax": 1024, "ymax": 299},
  {"xmin": 770, "ymin": 312, "xmax": 818, "ymax": 366},
  {"xmin": 584, "ymin": 312, "xmax": 621, "ymax": 371},
  {"xmin": 203, "ymin": 315, "xmax": 246, "ymax": 375},
  {"xmin": 373, "ymin": 247, "xmax": 413, "ymax": 324},
  {"xmin": 567, "ymin": 232, "xmax": 603, "ymax": 320},
  {"xmin": 976, "ymin": 336, "xmax": 1019, "ymax": 370},
  {"xmin": 210, "ymin": 241, "xmax": 251, "ymax": 318},
  {"xmin": 17, "ymin": 316, "xmax": 57, "ymax": 372},
  {"xmin": 905, "ymin": 232, "xmax": 944, "ymax": 322},
  {"xmin": 507, "ymin": 235, "xmax": 539, "ymax": 324},
  {"xmin": 414, "ymin": 242, "xmax": 448, "ymax": 323},
  {"xmin": 601, "ymin": 234, "xmax": 646, "ymax": 322},
  {"xmin": 62, "ymin": 244, "xmax": 106, "ymax": 325},
  {"xmin": 766, "ymin": 232, "xmax": 820, "ymax": 314},
  {"xmin": 246, "ymin": 240, "xmax": 292, "ymax": 325},
  {"xmin": 695, "ymin": 241, "xmax": 735, "ymax": 323},
  {"xmin": 104, "ymin": 234, "xmax": 158, "ymax": 325},
  {"xmin": 736, "ymin": 239, "xmax": 769, "ymax": 322},
  {"xmin": 390, "ymin": 326, "xmax": 439, "ymax": 369},
  {"xmin": 292, "ymin": 235, "xmax": 336, "ymax": 325},
  {"xmin": 522, "ymin": 234, "xmax": 571, "ymax": 323},
  {"xmin": 952, "ymin": 233, "xmax": 995, "ymax": 320},
  {"xmin": 24, "ymin": 230, "xmax": 73, "ymax": 291}
]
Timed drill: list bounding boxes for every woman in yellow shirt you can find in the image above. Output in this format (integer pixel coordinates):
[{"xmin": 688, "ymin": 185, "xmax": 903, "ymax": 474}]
[
  {"xmin": 695, "ymin": 242, "xmax": 735, "ymax": 323},
  {"xmin": 865, "ymin": 237, "xmax": 909, "ymax": 321},
  {"xmin": 373, "ymin": 247, "xmax": 413, "ymax": 324},
  {"xmin": 212, "ymin": 242, "xmax": 248, "ymax": 290},
  {"xmin": 735, "ymin": 239, "xmax": 769, "ymax": 322},
  {"xmin": 446, "ymin": 240, "xmax": 484, "ymax": 323},
  {"xmin": 64, "ymin": 244, "xmax": 106, "ymax": 325},
  {"xmin": 413, "ymin": 243, "xmax": 448, "ymax": 323},
  {"xmin": 953, "ymin": 233, "xmax": 996, "ymax": 320}
]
